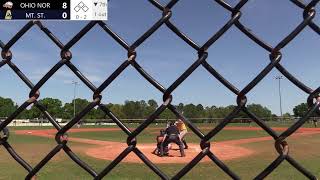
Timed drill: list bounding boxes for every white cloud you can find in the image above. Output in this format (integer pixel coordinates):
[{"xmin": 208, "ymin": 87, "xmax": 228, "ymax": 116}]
[
  {"xmin": 86, "ymin": 74, "xmax": 104, "ymax": 83},
  {"xmin": 55, "ymin": 68, "xmax": 105, "ymax": 84}
]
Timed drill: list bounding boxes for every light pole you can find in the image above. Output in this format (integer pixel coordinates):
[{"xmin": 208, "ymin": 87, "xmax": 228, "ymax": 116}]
[
  {"xmin": 275, "ymin": 76, "xmax": 283, "ymax": 121},
  {"xmin": 72, "ymin": 81, "xmax": 79, "ymax": 118}
]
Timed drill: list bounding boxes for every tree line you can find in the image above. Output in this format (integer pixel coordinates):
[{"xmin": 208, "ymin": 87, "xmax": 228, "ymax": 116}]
[{"xmin": 0, "ymin": 96, "xmax": 312, "ymax": 120}]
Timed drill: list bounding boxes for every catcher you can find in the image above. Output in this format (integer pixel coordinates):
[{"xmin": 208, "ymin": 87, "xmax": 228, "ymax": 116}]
[{"xmin": 153, "ymin": 129, "xmax": 167, "ymax": 155}]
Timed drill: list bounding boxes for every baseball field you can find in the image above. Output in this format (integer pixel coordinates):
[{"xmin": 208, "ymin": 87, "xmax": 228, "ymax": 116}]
[{"xmin": 1, "ymin": 122, "xmax": 319, "ymax": 179}]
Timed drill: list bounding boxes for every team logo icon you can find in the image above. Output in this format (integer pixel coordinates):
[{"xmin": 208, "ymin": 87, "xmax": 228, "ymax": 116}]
[{"xmin": 3, "ymin": 1, "xmax": 13, "ymax": 20}]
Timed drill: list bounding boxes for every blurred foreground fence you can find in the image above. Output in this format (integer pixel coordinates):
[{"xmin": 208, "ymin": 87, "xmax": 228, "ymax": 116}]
[{"xmin": 1, "ymin": 0, "xmax": 320, "ymax": 179}]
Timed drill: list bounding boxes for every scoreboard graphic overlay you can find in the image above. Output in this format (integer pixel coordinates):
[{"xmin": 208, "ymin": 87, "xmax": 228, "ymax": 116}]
[{"xmin": 0, "ymin": 0, "xmax": 108, "ymax": 20}]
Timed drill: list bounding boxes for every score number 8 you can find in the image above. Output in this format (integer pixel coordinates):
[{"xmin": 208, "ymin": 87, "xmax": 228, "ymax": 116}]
[{"xmin": 62, "ymin": 2, "xmax": 68, "ymax": 9}]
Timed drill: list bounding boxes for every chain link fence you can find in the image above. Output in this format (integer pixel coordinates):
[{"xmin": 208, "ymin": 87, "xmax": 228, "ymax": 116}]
[{"xmin": 1, "ymin": 0, "xmax": 320, "ymax": 179}]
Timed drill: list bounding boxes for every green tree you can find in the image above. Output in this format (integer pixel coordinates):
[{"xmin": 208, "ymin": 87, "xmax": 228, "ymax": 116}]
[
  {"xmin": 196, "ymin": 104, "xmax": 205, "ymax": 117},
  {"xmin": 204, "ymin": 106, "xmax": 216, "ymax": 118},
  {"xmin": 177, "ymin": 103, "xmax": 184, "ymax": 113},
  {"xmin": 94, "ymin": 107, "xmax": 107, "ymax": 119},
  {"xmin": 107, "ymin": 103, "xmax": 126, "ymax": 119},
  {"xmin": 212, "ymin": 105, "xmax": 236, "ymax": 118},
  {"xmin": 293, "ymin": 103, "xmax": 308, "ymax": 117},
  {"xmin": 0, "ymin": 97, "xmax": 16, "ymax": 118},
  {"xmin": 246, "ymin": 104, "xmax": 272, "ymax": 118},
  {"xmin": 62, "ymin": 98, "xmax": 90, "ymax": 119},
  {"xmin": 145, "ymin": 99, "xmax": 158, "ymax": 117},
  {"xmin": 38, "ymin": 98, "xmax": 63, "ymax": 118},
  {"xmin": 148, "ymin": 99, "xmax": 158, "ymax": 110},
  {"xmin": 159, "ymin": 109, "xmax": 175, "ymax": 119},
  {"xmin": 28, "ymin": 105, "xmax": 41, "ymax": 119},
  {"xmin": 122, "ymin": 101, "xmax": 134, "ymax": 118},
  {"xmin": 183, "ymin": 104, "xmax": 198, "ymax": 118},
  {"xmin": 0, "ymin": 96, "xmax": 277, "ymax": 121},
  {"xmin": 123, "ymin": 100, "xmax": 148, "ymax": 119}
]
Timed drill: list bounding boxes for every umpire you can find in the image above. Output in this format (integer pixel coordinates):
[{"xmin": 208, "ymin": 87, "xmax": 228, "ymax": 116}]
[{"xmin": 160, "ymin": 122, "xmax": 185, "ymax": 157}]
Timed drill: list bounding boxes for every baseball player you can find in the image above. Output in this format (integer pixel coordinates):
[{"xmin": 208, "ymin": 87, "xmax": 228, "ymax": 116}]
[
  {"xmin": 153, "ymin": 129, "xmax": 167, "ymax": 155},
  {"xmin": 160, "ymin": 122, "xmax": 185, "ymax": 157},
  {"xmin": 176, "ymin": 118, "xmax": 188, "ymax": 149},
  {"xmin": 313, "ymin": 118, "xmax": 318, "ymax": 128}
]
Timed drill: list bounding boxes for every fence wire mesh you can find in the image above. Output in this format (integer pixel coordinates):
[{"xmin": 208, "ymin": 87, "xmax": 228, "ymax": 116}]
[{"xmin": 0, "ymin": 0, "xmax": 320, "ymax": 179}]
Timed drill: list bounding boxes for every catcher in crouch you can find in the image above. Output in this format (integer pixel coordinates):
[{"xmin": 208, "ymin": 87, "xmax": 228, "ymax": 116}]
[
  {"xmin": 160, "ymin": 122, "xmax": 185, "ymax": 157},
  {"xmin": 152, "ymin": 129, "xmax": 167, "ymax": 155}
]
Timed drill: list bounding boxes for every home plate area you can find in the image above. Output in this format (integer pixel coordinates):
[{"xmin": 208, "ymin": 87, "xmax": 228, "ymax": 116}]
[{"xmin": 86, "ymin": 142, "xmax": 254, "ymax": 164}]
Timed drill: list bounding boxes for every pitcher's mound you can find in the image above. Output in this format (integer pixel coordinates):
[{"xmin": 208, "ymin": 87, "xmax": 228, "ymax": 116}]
[{"xmin": 86, "ymin": 143, "xmax": 253, "ymax": 164}]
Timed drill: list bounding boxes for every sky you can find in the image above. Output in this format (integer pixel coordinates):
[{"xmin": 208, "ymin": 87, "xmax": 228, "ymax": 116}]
[{"xmin": 0, "ymin": 0, "xmax": 319, "ymax": 115}]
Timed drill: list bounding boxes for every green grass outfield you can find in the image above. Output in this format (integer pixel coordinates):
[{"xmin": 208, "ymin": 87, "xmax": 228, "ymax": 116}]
[
  {"xmin": 69, "ymin": 127, "xmax": 271, "ymax": 143},
  {"xmin": 0, "ymin": 123, "xmax": 319, "ymax": 179}
]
